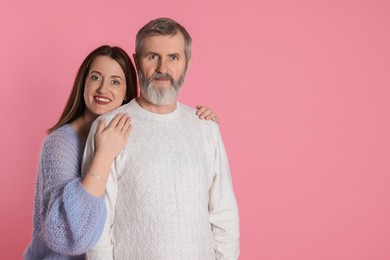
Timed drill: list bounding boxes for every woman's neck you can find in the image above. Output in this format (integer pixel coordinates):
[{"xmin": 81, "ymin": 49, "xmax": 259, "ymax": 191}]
[{"xmin": 70, "ymin": 114, "xmax": 97, "ymax": 140}]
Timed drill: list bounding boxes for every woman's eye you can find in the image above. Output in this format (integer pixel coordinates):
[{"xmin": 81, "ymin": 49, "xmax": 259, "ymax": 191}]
[
  {"xmin": 91, "ymin": 75, "xmax": 101, "ymax": 81},
  {"xmin": 111, "ymin": 80, "xmax": 120, "ymax": 85}
]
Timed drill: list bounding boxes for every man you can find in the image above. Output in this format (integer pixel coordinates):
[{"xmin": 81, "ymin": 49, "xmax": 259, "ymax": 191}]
[{"xmin": 82, "ymin": 17, "xmax": 239, "ymax": 259}]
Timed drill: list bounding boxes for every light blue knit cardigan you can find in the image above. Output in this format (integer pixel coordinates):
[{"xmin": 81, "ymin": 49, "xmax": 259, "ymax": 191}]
[{"xmin": 24, "ymin": 125, "xmax": 106, "ymax": 259}]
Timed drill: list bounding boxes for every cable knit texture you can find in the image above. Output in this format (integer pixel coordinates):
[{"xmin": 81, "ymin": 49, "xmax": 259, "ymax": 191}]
[
  {"xmin": 82, "ymin": 99, "xmax": 240, "ymax": 260},
  {"xmin": 24, "ymin": 124, "xmax": 107, "ymax": 260}
]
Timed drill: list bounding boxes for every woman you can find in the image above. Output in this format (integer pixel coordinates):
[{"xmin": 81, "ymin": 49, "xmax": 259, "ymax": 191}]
[{"xmin": 24, "ymin": 45, "xmax": 219, "ymax": 259}]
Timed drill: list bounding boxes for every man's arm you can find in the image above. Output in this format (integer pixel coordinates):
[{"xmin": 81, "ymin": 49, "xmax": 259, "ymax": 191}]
[{"xmin": 208, "ymin": 125, "xmax": 240, "ymax": 259}]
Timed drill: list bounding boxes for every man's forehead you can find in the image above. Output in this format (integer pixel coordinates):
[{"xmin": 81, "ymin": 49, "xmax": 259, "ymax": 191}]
[{"xmin": 142, "ymin": 33, "xmax": 185, "ymax": 54}]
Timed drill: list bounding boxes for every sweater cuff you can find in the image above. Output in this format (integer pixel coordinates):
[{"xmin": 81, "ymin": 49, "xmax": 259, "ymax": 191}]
[{"xmin": 64, "ymin": 179, "xmax": 106, "ymax": 206}]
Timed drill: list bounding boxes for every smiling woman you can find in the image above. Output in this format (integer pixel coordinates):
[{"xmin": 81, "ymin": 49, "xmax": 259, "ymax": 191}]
[
  {"xmin": 23, "ymin": 45, "xmax": 137, "ymax": 260},
  {"xmin": 23, "ymin": 45, "xmax": 220, "ymax": 260}
]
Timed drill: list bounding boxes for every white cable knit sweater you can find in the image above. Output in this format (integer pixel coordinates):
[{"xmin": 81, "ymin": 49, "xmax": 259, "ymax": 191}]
[{"xmin": 82, "ymin": 99, "xmax": 239, "ymax": 260}]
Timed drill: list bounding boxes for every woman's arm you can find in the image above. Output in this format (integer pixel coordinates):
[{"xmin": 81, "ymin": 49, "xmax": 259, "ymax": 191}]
[
  {"xmin": 41, "ymin": 115, "xmax": 131, "ymax": 255},
  {"xmin": 81, "ymin": 114, "xmax": 131, "ymax": 197},
  {"xmin": 40, "ymin": 127, "xmax": 106, "ymax": 255}
]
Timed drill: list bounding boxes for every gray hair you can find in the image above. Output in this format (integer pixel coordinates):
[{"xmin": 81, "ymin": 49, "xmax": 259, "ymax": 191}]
[{"xmin": 135, "ymin": 17, "xmax": 192, "ymax": 63}]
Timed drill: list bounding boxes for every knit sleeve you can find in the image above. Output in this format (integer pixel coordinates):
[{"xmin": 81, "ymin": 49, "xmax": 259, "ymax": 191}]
[
  {"xmin": 41, "ymin": 128, "xmax": 107, "ymax": 255},
  {"xmin": 208, "ymin": 124, "xmax": 240, "ymax": 259}
]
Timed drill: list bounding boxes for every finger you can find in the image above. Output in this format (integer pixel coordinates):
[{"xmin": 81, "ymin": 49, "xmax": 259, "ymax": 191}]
[
  {"xmin": 116, "ymin": 114, "xmax": 131, "ymax": 131},
  {"xmin": 123, "ymin": 120, "xmax": 133, "ymax": 139},
  {"xmin": 121, "ymin": 117, "xmax": 132, "ymax": 139},
  {"xmin": 200, "ymin": 109, "xmax": 214, "ymax": 119},
  {"xmin": 211, "ymin": 116, "xmax": 220, "ymax": 123},
  {"xmin": 196, "ymin": 105, "xmax": 207, "ymax": 115},
  {"xmin": 198, "ymin": 109, "xmax": 208, "ymax": 118},
  {"xmin": 96, "ymin": 118, "xmax": 106, "ymax": 134},
  {"xmin": 202, "ymin": 110, "xmax": 214, "ymax": 118},
  {"xmin": 107, "ymin": 113, "xmax": 123, "ymax": 128}
]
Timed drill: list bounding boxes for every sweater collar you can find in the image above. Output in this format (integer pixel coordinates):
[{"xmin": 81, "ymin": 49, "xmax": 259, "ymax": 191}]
[{"xmin": 130, "ymin": 99, "xmax": 180, "ymax": 121}]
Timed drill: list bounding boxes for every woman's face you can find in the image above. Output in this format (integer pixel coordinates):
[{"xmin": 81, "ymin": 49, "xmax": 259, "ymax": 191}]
[{"xmin": 83, "ymin": 55, "xmax": 127, "ymax": 118}]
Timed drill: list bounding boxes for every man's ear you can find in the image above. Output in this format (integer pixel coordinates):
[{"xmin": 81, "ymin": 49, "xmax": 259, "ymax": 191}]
[{"xmin": 186, "ymin": 57, "xmax": 192, "ymax": 70}]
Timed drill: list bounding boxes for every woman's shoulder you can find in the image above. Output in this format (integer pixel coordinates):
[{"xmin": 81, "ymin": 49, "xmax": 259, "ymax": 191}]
[
  {"xmin": 43, "ymin": 124, "xmax": 81, "ymax": 150},
  {"xmin": 48, "ymin": 124, "xmax": 77, "ymax": 138}
]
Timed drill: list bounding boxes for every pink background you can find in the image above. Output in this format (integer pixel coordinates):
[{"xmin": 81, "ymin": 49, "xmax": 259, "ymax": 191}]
[{"xmin": 1, "ymin": 0, "xmax": 389, "ymax": 259}]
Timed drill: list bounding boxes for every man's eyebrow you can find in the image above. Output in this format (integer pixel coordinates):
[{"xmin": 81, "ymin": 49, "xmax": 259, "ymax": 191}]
[{"xmin": 144, "ymin": 51, "xmax": 159, "ymax": 56}]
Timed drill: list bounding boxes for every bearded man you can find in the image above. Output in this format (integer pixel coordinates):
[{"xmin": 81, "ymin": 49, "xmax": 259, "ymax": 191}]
[{"xmin": 82, "ymin": 17, "xmax": 240, "ymax": 260}]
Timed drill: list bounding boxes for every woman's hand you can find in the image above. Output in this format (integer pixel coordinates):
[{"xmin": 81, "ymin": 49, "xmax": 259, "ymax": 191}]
[
  {"xmin": 94, "ymin": 113, "xmax": 132, "ymax": 161},
  {"xmin": 82, "ymin": 113, "xmax": 132, "ymax": 196},
  {"xmin": 196, "ymin": 105, "xmax": 219, "ymax": 123}
]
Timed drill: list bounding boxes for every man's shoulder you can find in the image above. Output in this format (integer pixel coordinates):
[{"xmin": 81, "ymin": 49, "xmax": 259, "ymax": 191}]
[
  {"xmin": 178, "ymin": 102, "xmax": 220, "ymax": 137},
  {"xmin": 179, "ymin": 102, "xmax": 205, "ymax": 123},
  {"xmin": 178, "ymin": 102, "xmax": 197, "ymax": 115},
  {"xmin": 102, "ymin": 99, "xmax": 136, "ymax": 122}
]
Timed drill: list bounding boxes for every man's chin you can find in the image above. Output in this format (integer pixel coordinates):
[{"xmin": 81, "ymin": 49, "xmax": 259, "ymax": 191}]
[
  {"xmin": 151, "ymin": 82, "xmax": 172, "ymax": 89},
  {"xmin": 144, "ymin": 93, "xmax": 177, "ymax": 106}
]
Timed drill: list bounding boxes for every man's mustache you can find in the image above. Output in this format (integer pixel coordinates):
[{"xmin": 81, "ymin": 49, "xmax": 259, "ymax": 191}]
[{"xmin": 148, "ymin": 73, "xmax": 174, "ymax": 84}]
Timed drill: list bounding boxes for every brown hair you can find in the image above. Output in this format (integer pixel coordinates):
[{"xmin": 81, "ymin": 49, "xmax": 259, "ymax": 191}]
[
  {"xmin": 49, "ymin": 45, "xmax": 137, "ymax": 133},
  {"xmin": 135, "ymin": 17, "xmax": 192, "ymax": 64}
]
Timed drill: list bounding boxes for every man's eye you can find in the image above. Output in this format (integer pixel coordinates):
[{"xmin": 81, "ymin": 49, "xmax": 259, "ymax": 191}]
[
  {"xmin": 170, "ymin": 56, "xmax": 178, "ymax": 61},
  {"xmin": 150, "ymin": 54, "xmax": 158, "ymax": 60}
]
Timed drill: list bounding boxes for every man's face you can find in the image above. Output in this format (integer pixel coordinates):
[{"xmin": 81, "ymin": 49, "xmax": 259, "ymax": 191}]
[{"xmin": 137, "ymin": 32, "xmax": 188, "ymax": 105}]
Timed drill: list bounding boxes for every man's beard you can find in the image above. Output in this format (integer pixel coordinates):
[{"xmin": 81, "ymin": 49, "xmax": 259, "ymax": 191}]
[{"xmin": 138, "ymin": 70, "xmax": 186, "ymax": 105}]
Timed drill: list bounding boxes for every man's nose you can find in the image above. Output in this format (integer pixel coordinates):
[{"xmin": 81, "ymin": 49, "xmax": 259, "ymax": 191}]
[{"xmin": 156, "ymin": 58, "xmax": 168, "ymax": 74}]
